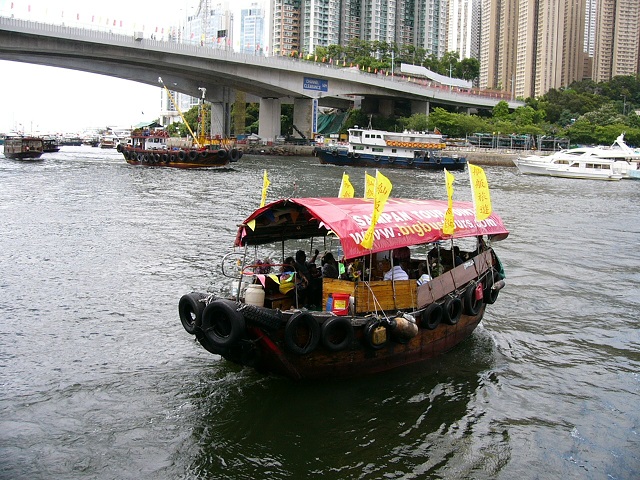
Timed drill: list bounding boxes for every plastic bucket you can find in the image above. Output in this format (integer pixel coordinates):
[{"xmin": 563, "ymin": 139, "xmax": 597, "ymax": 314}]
[{"xmin": 332, "ymin": 293, "xmax": 350, "ymax": 316}]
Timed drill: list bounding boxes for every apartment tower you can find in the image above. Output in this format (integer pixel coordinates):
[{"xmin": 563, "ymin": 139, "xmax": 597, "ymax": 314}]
[{"xmin": 593, "ymin": 0, "xmax": 640, "ymax": 82}]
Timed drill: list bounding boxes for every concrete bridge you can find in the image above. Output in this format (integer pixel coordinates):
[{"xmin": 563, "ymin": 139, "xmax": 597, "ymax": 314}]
[{"xmin": 0, "ymin": 16, "xmax": 523, "ymax": 140}]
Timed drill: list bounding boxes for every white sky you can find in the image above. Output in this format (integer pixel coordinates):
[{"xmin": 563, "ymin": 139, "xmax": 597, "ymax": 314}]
[{"xmin": 0, "ymin": 0, "xmax": 259, "ymax": 134}]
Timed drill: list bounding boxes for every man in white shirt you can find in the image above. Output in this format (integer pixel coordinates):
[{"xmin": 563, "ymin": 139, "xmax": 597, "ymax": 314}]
[{"xmin": 384, "ymin": 262, "xmax": 409, "ymax": 280}]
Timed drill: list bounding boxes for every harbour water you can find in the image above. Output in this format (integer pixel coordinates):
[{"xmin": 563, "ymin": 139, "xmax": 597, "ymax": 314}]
[{"xmin": 1, "ymin": 147, "xmax": 638, "ymax": 479}]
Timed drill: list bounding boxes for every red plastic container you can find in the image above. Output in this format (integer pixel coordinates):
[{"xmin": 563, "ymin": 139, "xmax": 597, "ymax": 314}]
[{"xmin": 331, "ymin": 293, "xmax": 351, "ymax": 316}]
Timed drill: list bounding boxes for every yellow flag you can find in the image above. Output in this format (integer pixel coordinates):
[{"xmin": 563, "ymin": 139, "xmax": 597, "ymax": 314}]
[
  {"xmin": 443, "ymin": 169, "xmax": 455, "ymax": 235},
  {"xmin": 260, "ymin": 169, "xmax": 270, "ymax": 207},
  {"xmin": 364, "ymin": 172, "xmax": 376, "ymax": 199},
  {"xmin": 360, "ymin": 170, "xmax": 393, "ymax": 249},
  {"xmin": 338, "ymin": 172, "xmax": 355, "ymax": 198},
  {"xmin": 468, "ymin": 164, "xmax": 492, "ymax": 221}
]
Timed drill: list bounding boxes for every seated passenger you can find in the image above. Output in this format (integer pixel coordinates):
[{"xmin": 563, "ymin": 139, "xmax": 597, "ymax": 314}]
[
  {"xmin": 320, "ymin": 252, "xmax": 339, "ymax": 279},
  {"xmin": 383, "ymin": 260, "xmax": 409, "ymax": 280}
]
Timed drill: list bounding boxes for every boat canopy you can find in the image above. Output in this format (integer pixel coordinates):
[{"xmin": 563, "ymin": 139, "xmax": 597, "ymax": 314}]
[{"xmin": 235, "ymin": 197, "xmax": 509, "ymax": 260}]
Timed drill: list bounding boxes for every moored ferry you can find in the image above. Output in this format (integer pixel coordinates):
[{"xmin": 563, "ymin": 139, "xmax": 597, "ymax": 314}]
[{"xmin": 315, "ymin": 127, "xmax": 467, "ymax": 170}]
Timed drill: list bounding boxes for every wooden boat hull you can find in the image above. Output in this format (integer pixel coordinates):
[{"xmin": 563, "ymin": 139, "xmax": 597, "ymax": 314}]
[
  {"xmin": 316, "ymin": 148, "xmax": 467, "ymax": 170},
  {"xmin": 184, "ymin": 249, "xmax": 503, "ymax": 380},
  {"xmin": 216, "ymin": 309, "xmax": 484, "ymax": 381},
  {"xmin": 4, "ymin": 151, "xmax": 44, "ymax": 160},
  {"xmin": 120, "ymin": 146, "xmax": 241, "ymax": 168}
]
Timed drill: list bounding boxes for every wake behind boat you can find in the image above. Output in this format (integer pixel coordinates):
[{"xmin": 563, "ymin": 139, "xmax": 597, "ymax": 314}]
[
  {"xmin": 514, "ymin": 133, "xmax": 640, "ymax": 180},
  {"xmin": 315, "ymin": 127, "xmax": 467, "ymax": 170},
  {"xmin": 178, "ymin": 195, "xmax": 507, "ymax": 380}
]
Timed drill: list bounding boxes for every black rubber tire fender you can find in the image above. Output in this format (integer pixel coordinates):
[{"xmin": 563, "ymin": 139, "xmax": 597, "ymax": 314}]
[
  {"xmin": 178, "ymin": 150, "xmax": 186, "ymax": 161},
  {"xmin": 483, "ymin": 271, "xmax": 501, "ymax": 304},
  {"xmin": 463, "ymin": 282, "xmax": 483, "ymax": 316},
  {"xmin": 443, "ymin": 296, "xmax": 463, "ymax": 325},
  {"xmin": 201, "ymin": 299, "xmax": 246, "ymax": 348},
  {"xmin": 188, "ymin": 150, "xmax": 199, "ymax": 161},
  {"xmin": 321, "ymin": 316, "xmax": 354, "ymax": 351},
  {"xmin": 229, "ymin": 148, "xmax": 240, "ymax": 162},
  {"xmin": 420, "ymin": 303, "xmax": 442, "ymax": 330},
  {"xmin": 217, "ymin": 149, "xmax": 227, "ymax": 160},
  {"xmin": 178, "ymin": 292, "xmax": 208, "ymax": 334},
  {"xmin": 237, "ymin": 303, "xmax": 282, "ymax": 330},
  {"xmin": 284, "ymin": 312, "xmax": 320, "ymax": 355}
]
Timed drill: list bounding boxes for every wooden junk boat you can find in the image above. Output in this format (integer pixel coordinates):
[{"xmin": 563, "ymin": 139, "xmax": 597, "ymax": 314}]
[
  {"xmin": 3, "ymin": 136, "xmax": 44, "ymax": 160},
  {"xmin": 179, "ymin": 197, "xmax": 508, "ymax": 380},
  {"xmin": 118, "ymin": 129, "xmax": 242, "ymax": 168},
  {"xmin": 118, "ymin": 78, "xmax": 242, "ymax": 168}
]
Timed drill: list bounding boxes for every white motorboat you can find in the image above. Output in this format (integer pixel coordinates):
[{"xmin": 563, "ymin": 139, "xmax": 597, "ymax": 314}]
[{"xmin": 514, "ymin": 133, "xmax": 640, "ymax": 181}]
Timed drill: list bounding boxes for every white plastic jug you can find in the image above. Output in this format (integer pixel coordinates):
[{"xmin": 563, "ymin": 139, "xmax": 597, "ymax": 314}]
[{"xmin": 244, "ymin": 284, "xmax": 265, "ymax": 307}]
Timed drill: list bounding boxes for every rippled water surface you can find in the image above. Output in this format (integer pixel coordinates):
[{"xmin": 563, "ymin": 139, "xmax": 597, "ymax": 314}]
[{"xmin": 1, "ymin": 147, "xmax": 638, "ymax": 479}]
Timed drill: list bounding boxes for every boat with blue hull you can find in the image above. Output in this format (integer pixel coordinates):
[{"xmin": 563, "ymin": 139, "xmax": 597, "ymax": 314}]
[{"xmin": 315, "ymin": 127, "xmax": 467, "ymax": 170}]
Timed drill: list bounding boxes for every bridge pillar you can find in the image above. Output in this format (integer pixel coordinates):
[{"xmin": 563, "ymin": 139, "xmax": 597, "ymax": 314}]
[
  {"xmin": 208, "ymin": 86, "xmax": 234, "ymax": 138},
  {"xmin": 411, "ymin": 100, "xmax": 430, "ymax": 116},
  {"xmin": 293, "ymin": 98, "xmax": 315, "ymax": 139},
  {"xmin": 210, "ymin": 102, "xmax": 228, "ymax": 138},
  {"xmin": 379, "ymin": 99, "xmax": 394, "ymax": 117},
  {"xmin": 258, "ymin": 98, "xmax": 281, "ymax": 141}
]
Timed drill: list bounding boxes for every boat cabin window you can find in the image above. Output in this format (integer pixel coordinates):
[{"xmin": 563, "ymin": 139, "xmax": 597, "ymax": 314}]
[
  {"xmin": 353, "ymin": 145, "xmax": 365, "ymax": 151},
  {"xmin": 372, "ymin": 147, "xmax": 384, "ymax": 153}
]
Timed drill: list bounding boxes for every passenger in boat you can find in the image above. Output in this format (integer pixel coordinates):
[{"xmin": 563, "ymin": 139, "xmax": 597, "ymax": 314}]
[
  {"xmin": 383, "ymin": 258, "xmax": 409, "ymax": 280},
  {"xmin": 427, "ymin": 249, "xmax": 444, "ymax": 278},
  {"xmin": 416, "ymin": 262, "xmax": 432, "ymax": 286},
  {"xmin": 453, "ymin": 246, "xmax": 464, "ymax": 266},
  {"xmin": 320, "ymin": 252, "xmax": 339, "ymax": 279},
  {"xmin": 294, "ymin": 250, "xmax": 311, "ymax": 280}
]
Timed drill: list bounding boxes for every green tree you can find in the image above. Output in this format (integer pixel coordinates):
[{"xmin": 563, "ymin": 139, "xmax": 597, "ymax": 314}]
[{"xmin": 492, "ymin": 101, "xmax": 510, "ymax": 120}]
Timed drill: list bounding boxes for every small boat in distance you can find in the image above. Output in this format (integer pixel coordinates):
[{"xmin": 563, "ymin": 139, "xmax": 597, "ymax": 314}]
[
  {"xmin": 99, "ymin": 136, "xmax": 117, "ymax": 149},
  {"xmin": 515, "ymin": 133, "xmax": 640, "ymax": 181},
  {"xmin": 315, "ymin": 127, "xmax": 467, "ymax": 170},
  {"xmin": 3, "ymin": 136, "xmax": 44, "ymax": 160},
  {"xmin": 178, "ymin": 196, "xmax": 508, "ymax": 380},
  {"xmin": 42, "ymin": 136, "xmax": 60, "ymax": 153}
]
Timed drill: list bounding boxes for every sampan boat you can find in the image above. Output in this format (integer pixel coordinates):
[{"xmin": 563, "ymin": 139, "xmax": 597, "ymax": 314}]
[{"xmin": 179, "ymin": 197, "xmax": 508, "ymax": 380}]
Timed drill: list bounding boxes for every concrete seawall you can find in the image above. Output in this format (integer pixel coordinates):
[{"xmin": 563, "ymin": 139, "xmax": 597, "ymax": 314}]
[{"xmin": 238, "ymin": 145, "xmax": 523, "ymax": 167}]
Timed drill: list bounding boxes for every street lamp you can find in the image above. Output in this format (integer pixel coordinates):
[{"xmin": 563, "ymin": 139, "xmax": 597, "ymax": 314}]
[
  {"xmin": 391, "ymin": 51, "xmax": 394, "ymax": 77},
  {"xmin": 621, "ymin": 95, "xmax": 627, "ymax": 115}
]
